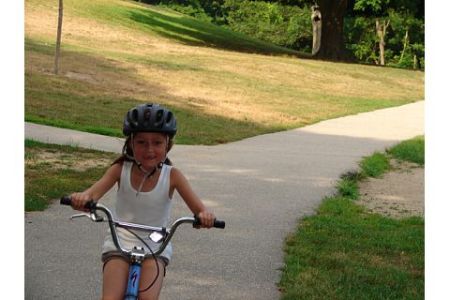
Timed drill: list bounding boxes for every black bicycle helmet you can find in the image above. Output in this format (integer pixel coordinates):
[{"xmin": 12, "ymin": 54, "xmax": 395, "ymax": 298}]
[{"xmin": 123, "ymin": 103, "xmax": 177, "ymax": 137}]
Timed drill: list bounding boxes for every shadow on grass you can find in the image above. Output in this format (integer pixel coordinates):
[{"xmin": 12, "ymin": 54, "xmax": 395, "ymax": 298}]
[
  {"xmin": 127, "ymin": 6, "xmax": 304, "ymax": 57},
  {"xmin": 25, "ymin": 39, "xmax": 276, "ymax": 145}
]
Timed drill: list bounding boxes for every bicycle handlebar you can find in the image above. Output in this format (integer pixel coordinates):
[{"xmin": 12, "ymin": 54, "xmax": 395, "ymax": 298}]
[{"xmin": 60, "ymin": 196, "xmax": 225, "ymax": 257}]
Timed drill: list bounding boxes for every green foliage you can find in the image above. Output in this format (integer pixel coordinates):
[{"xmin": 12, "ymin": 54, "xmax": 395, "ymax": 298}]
[
  {"xmin": 156, "ymin": 0, "xmax": 214, "ymax": 23},
  {"xmin": 386, "ymin": 10, "xmax": 425, "ymax": 69},
  {"xmin": 354, "ymin": 0, "xmax": 387, "ymax": 14},
  {"xmin": 223, "ymin": 0, "xmax": 311, "ymax": 51},
  {"xmin": 345, "ymin": 10, "xmax": 424, "ymax": 68},
  {"xmin": 347, "ymin": 0, "xmax": 424, "ymax": 69},
  {"xmin": 345, "ymin": 16, "xmax": 378, "ymax": 63},
  {"xmin": 145, "ymin": 0, "xmax": 228, "ymax": 24}
]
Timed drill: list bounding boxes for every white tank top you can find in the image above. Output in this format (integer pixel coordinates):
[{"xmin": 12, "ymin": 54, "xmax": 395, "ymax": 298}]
[{"xmin": 102, "ymin": 161, "xmax": 173, "ymax": 261}]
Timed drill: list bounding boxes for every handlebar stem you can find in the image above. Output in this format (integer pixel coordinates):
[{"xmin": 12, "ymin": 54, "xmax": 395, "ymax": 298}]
[{"xmin": 85, "ymin": 203, "xmax": 195, "ymax": 257}]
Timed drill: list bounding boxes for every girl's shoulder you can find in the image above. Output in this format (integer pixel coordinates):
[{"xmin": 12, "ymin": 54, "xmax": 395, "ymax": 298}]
[
  {"xmin": 169, "ymin": 166, "xmax": 184, "ymax": 182},
  {"xmin": 107, "ymin": 161, "xmax": 124, "ymax": 179}
]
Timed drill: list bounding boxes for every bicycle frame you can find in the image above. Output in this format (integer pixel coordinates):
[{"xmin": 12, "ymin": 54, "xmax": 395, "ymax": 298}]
[
  {"xmin": 125, "ymin": 247, "xmax": 146, "ymax": 300},
  {"xmin": 61, "ymin": 197, "xmax": 224, "ymax": 300}
]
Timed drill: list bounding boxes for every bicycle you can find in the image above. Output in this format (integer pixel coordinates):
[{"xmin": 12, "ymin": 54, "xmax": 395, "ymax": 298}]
[{"xmin": 60, "ymin": 196, "xmax": 225, "ymax": 300}]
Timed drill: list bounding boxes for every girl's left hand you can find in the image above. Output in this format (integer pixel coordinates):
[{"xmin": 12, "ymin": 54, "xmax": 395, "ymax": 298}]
[{"xmin": 197, "ymin": 211, "xmax": 216, "ymax": 229}]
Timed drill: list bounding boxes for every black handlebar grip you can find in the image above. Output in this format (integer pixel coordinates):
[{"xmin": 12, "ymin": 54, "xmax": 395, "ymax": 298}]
[
  {"xmin": 193, "ymin": 216, "xmax": 225, "ymax": 229},
  {"xmin": 60, "ymin": 196, "xmax": 72, "ymax": 206},
  {"xmin": 213, "ymin": 220, "xmax": 225, "ymax": 229},
  {"xmin": 60, "ymin": 196, "xmax": 96, "ymax": 210}
]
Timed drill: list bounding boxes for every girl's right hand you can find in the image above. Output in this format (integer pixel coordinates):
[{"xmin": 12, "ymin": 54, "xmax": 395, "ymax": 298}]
[{"xmin": 70, "ymin": 192, "xmax": 92, "ymax": 212}]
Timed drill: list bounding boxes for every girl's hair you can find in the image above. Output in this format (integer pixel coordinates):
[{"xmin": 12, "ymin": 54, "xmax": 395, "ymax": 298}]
[{"xmin": 112, "ymin": 134, "xmax": 174, "ymax": 166}]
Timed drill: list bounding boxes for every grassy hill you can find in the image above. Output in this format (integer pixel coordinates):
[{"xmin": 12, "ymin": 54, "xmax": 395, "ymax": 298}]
[{"xmin": 25, "ymin": 0, "xmax": 424, "ymax": 145}]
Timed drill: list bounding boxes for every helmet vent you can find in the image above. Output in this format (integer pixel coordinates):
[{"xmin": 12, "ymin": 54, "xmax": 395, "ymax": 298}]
[
  {"xmin": 155, "ymin": 109, "xmax": 164, "ymax": 127},
  {"xmin": 166, "ymin": 112, "xmax": 173, "ymax": 124},
  {"xmin": 131, "ymin": 109, "xmax": 139, "ymax": 127},
  {"xmin": 144, "ymin": 109, "xmax": 151, "ymax": 120},
  {"xmin": 122, "ymin": 103, "xmax": 177, "ymax": 137}
]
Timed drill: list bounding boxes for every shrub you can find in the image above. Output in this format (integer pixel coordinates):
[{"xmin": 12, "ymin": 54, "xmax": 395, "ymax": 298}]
[{"xmin": 223, "ymin": 0, "xmax": 311, "ymax": 51}]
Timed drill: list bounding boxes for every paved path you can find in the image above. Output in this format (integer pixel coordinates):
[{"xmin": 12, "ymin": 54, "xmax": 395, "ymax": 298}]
[{"xmin": 25, "ymin": 101, "xmax": 424, "ymax": 300}]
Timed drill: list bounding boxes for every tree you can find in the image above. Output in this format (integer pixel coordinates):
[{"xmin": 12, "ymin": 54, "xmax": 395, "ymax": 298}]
[
  {"xmin": 347, "ymin": 0, "xmax": 424, "ymax": 68},
  {"xmin": 54, "ymin": 0, "xmax": 63, "ymax": 75},
  {"xmin": 353, "ymin": 0, "xmax": 391, "ymax": 65},
  {"xmin": 312, "ymin": 0, "xmax": 349, "ymax": 61},
  {"xmin": 375, "ymin": 17, "xmax": 389, "ymax": 65}
]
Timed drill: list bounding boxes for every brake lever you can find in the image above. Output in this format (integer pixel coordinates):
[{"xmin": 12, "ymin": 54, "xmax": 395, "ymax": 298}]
[{"xmin": 70, "ymin": 212, "xmax": 104, "ymax": 222}]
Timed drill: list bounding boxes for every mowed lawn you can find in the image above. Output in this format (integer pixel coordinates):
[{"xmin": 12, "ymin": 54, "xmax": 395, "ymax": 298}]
[{"xmin": 25, "ymin": 0, "xmax": 424, "ymax": 144}]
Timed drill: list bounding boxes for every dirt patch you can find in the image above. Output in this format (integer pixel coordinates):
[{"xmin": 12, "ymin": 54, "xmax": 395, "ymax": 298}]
[
  {"xmin": 26, "ymin": 149, "xmax": 113, "ymax": 172},
  {"xmin": 65, "ymin": 71, "xmax": 98, "ymax": 85},
  {"xmin": 358, "ymin": 159, "xmax": 424, "ymax": 219}
]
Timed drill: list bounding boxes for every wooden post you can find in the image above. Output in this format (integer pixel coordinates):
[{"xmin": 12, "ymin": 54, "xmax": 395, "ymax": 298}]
[{"xmin": 54, "ymin": 0, "xmax": 63, "ymax": 75}]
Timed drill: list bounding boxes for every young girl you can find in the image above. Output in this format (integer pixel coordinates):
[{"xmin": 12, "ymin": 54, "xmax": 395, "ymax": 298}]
[{"xmin": 70, "ymin": 103, "xmax": 216, "ymax": 300}]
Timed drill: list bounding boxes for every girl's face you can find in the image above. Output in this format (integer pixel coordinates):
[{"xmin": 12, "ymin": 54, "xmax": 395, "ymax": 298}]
[{"xmin": 131, "ymin": 132, "xmax": 168, "ymax": 169}]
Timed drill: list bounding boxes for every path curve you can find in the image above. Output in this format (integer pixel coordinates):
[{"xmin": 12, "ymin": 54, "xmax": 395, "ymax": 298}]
[{"xmin": 25, "ymin": 101, "xmax": 423, "ymax": 300}]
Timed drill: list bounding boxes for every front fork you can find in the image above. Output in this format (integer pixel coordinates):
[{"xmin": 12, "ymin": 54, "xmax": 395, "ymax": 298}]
[{"xmin": 124, "ymin": 247, "xmax": 146, "ymax": 300}]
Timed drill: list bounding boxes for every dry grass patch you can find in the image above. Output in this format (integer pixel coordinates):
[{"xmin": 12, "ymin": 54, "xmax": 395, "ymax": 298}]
[
  {"xmin": 25, "ymin": 140, "xmax": 118, "ymax": 211},
  {"xmin": 26, "ymin": 147, "xmax": 113, "ymax": 172},
  {"xmin": 25, "ymin": 0, "xmax": 424, "ymax": 144}
]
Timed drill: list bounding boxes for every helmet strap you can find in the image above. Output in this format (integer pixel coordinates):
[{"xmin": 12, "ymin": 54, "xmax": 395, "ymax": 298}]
[{"xmin": 135, "ymin": 166, "xmax": 157, "ymax": 197}]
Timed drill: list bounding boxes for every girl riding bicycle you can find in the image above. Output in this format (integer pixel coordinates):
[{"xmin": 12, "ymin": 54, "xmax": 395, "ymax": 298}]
[{"xmin": 70, "ymin": 103, "xmax": 216, "ymax": 300}]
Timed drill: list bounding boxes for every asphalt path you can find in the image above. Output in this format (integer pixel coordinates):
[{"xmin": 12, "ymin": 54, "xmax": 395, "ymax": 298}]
[{"xmin": 25, "ymin": 101, "xmax": 424, "ymax": 299}]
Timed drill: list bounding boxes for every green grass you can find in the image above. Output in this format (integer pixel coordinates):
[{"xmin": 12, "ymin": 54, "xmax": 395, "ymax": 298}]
[
  {"xmin": 337, "ymin": 172, "xmax": 360, "ymax": 200},
  {"xmin": 388, "ymin": 136, "xmax": 424, "ymax": 165},
  {"xmin": 279, "ymin": 137, "xmax": 425, "ymax": 299},
  {"xmin": 280, "ymin": 199, "xmax": 424, "ymax": 300},
  {"xmin": 360, "ymin": 152, "xmax": 391, "ymax": 178},
  {"xmin": 25, "ymin": 140, "xmax": 117, "ymax": 211}
]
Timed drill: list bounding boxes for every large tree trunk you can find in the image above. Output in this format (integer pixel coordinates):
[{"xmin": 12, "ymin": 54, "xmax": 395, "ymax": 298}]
[
  {"xmin": 54, "ymin": 0, "xmax": 63, "ymax": 75},
  {"xmin": 313, "ymin": 0, "xmax": 348, "ymax": 61}
]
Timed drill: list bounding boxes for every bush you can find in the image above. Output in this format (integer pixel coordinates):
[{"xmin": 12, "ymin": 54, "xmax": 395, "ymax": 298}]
[
  {"xmin": 155, "ymin": 0, "xmax": 213, "ymax": 22},
  {"xmin": 223, "ymin": 0, "xmax": 311, "ymax": 51},
  {"xmin": 345, "ymin": 11, "xmax": 424, "ymax": 69}
]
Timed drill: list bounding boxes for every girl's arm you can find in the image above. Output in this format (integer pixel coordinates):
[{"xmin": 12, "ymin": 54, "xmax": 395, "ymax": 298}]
[
  {"xmin": 71, "ymin": 163, "xmax": 122, "ymax": 211},
  {"xmin": 171, "ymin": 167, "xmax": 216, "ymax": 228}
]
